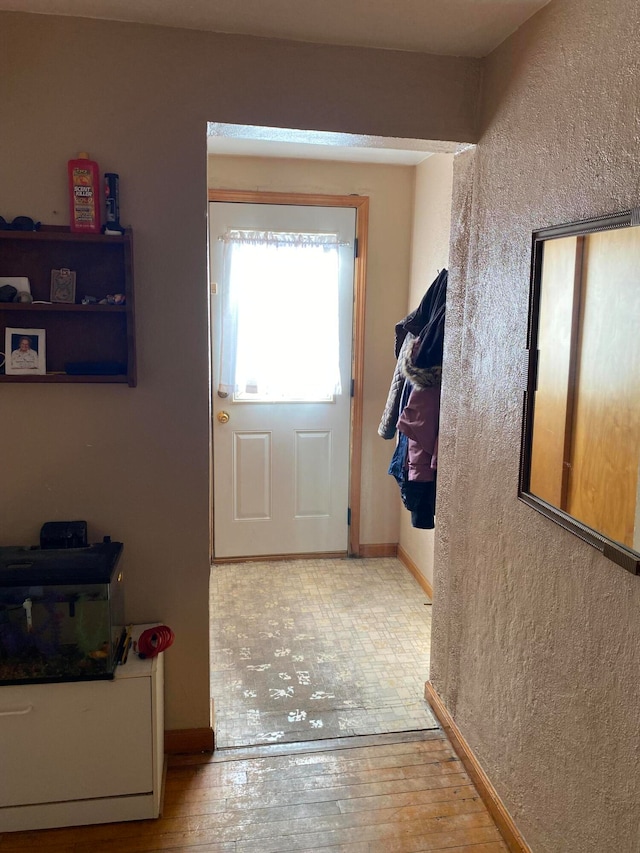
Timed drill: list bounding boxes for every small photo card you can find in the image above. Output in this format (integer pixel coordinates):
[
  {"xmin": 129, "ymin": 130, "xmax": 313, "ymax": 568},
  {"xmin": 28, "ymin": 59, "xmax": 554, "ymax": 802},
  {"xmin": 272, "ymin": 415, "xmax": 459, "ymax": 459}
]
[
  {"xmin": 5, "ymin": 328, "xmax": 46, "ymax": 375},
  {"xmin": 50, "ymin": 268, "xmax": 76, "ymax": 303}
]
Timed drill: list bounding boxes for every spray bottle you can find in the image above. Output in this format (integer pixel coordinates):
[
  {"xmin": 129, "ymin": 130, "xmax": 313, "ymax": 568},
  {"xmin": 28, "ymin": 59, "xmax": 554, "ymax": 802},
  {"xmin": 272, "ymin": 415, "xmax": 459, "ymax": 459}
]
[{"xmin": 68, "ymin": 152, "xmax": 100, "ymax": 233}]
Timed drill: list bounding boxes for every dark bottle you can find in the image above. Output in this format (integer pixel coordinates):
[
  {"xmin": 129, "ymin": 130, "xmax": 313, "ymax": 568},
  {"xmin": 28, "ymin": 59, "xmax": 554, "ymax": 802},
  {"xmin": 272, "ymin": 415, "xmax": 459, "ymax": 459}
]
[{"xmin": 104, "ymin": 172, "xmax": 120, "ymax": 228}]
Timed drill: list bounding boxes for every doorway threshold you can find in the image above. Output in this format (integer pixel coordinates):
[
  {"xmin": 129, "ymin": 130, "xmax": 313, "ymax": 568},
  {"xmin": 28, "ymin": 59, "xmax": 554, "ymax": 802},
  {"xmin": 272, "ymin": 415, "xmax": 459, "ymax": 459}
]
[{"xmin": 211, "ymin": 728, "xmax": 443, "ymax": 763}]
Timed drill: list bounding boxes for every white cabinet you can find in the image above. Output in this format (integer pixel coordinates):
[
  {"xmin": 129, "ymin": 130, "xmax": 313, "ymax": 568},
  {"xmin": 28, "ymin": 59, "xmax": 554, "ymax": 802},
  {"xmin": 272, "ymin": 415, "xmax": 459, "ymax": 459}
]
[{"xmin": 0, "ymin": 625, "xmax": 164, "ymax": 832}]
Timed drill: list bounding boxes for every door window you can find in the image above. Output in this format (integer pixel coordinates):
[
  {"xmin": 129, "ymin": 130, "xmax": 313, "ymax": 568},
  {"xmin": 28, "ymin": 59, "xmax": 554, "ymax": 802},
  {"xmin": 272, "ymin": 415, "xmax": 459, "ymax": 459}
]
[{"xmin": 217, "ymin": 229, "xmax": 343, "ymax": 402}]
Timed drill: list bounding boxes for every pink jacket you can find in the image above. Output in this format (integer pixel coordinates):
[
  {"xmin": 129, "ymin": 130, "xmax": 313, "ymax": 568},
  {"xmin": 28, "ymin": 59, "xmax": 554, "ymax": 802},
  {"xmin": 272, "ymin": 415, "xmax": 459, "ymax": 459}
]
[{"xmin": 397, "ymin": 384, "xmax": 440, "ymax": 482}]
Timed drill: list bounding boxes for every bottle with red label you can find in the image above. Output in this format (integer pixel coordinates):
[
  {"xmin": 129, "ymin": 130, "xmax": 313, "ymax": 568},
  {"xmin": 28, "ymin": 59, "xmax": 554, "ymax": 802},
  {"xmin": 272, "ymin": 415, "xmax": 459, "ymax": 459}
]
[{"xmin": 68, "ymin": 152, "xmax": 100, "ymax": 233}]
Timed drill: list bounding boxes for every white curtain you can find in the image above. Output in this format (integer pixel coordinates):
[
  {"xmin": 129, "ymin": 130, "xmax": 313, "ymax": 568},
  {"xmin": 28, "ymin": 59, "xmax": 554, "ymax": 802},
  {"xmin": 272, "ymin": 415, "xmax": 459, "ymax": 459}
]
[{"xmin": 217, "ymin": 230, "xmax": 343, "ymax": 401}]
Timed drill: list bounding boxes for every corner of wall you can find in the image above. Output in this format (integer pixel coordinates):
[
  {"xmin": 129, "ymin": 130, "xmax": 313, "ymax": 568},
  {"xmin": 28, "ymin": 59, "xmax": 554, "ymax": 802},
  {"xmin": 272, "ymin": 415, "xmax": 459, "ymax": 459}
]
[{"xmin": 429, "ymin": 145, "xmax": 478, "ymax": 717}]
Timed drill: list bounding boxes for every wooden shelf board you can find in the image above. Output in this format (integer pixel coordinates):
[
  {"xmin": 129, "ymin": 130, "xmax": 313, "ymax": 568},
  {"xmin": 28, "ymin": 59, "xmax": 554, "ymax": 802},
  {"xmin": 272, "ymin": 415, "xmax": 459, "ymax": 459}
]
[
  {"xmin": 0, "ymin": 373, "xmax": 129, "ymax": 383},
  {"xmin": 1, "ymin": 303, "xmax": 126, "ymax": 313},
  {"xmin": 0, "ymin": 229, "xmax": 126, "ymax": 244}
]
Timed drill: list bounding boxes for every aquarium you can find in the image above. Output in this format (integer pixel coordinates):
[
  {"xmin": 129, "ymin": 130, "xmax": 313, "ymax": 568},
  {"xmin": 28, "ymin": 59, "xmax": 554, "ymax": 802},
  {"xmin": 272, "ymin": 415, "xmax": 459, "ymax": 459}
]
[{"xmin": 0, "ymin": 540, "xmax": 124, "ymax": 685}]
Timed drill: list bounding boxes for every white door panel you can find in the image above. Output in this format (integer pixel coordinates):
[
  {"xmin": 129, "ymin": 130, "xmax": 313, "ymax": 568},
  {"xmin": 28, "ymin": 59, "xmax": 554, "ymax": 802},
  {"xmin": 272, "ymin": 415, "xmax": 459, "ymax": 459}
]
[
  {"xmin": 295, "ymin": 431, "xmax": 332, "ymax": 517},
  {"xmin": 233, "ymin": 431, "xmax": 271, "ymax": 520},
  {"xmin": 210, "ymin": 202, "xmax": 355, "ymax": 558}
]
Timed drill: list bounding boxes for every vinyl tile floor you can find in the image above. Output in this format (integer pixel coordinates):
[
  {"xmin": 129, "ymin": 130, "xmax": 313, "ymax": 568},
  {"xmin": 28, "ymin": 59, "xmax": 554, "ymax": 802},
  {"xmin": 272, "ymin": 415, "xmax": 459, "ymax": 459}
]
[{"xmin": 210, "ymin": 557, "xmax": 438, "ymax": 748}]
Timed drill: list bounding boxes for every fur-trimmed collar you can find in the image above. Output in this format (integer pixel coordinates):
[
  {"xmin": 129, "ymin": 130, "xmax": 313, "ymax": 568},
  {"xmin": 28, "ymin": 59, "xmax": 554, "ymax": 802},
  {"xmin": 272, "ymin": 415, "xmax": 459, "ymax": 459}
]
[{"xmin": 401, "ymin": 348, "xmax": 442, "ymax": 388}]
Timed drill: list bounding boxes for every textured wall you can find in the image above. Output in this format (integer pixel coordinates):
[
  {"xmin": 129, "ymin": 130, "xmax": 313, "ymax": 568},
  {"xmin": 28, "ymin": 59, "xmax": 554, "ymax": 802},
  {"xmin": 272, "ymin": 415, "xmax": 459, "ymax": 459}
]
[
  {"xmin": 207, "ymin": 154, "xmax": 415, "ymax": 546},
  {"xmin": 0, "ymin": 11, "xmax": 480, "ymax": 729},
  {"xmin": 431, "ymin": 0, "xmax": 640, "ymax": 850},
  {"xmin": 399, "ymin": 154, "xmax": 454, "ymax": 587}
]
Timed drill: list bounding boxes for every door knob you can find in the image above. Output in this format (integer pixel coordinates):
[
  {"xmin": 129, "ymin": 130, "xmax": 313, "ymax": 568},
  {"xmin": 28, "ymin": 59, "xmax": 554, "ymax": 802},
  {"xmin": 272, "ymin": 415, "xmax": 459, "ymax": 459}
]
[{"xmin": 217, "ymin": 411, "xmax": 230, "ymax": 424}]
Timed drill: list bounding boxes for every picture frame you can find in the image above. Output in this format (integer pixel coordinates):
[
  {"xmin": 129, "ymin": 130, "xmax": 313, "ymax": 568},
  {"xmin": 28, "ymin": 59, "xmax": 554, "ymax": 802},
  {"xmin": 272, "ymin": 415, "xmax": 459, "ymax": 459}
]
[
  {"xmin": 50, "ymin": 268, "xmax": 76, "ymax": 304},
  {"xmin": 5, "ymin": 328, "xmax": 46, "ymax": 375}
]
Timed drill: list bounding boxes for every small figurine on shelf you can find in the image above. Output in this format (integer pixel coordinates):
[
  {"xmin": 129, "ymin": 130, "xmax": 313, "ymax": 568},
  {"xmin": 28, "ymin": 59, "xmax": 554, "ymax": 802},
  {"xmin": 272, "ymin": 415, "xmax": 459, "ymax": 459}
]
[
  {"xmin": 81, "ymin": 295, "xmax": 98, "ymax": 305},
  {"xmin": 99, "ymin": 293, "xmax": 126, "ymax": 305}
]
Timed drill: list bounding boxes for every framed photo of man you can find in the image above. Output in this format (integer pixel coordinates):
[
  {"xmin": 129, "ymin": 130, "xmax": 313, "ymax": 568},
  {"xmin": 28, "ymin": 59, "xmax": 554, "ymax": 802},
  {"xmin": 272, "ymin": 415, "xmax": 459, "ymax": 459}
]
[{"xmin": 5, "ymin": 328, "xmax": 46, "ymax": 375}]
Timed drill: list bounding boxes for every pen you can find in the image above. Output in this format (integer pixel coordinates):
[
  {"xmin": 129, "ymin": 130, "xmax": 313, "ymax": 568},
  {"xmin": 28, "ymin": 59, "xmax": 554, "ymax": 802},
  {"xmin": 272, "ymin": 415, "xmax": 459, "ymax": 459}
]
[
  {"xmin": 117, "ymin": 624, "xmax": 133, "ymax": 665},
  {"xmin": 121, "ymin": 634, "xmax": 132, "ymax": 664},
  {"xmin": 114, "ymin": 626, "xmax": 127, "ymax": 664}
]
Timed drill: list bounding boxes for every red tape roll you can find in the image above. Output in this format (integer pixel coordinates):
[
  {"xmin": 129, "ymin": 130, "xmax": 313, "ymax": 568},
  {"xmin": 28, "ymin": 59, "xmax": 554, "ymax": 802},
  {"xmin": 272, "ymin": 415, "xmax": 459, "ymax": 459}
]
[{"xmin": 137, "ymin": 625, "xmax": 175, "ymax": 658}]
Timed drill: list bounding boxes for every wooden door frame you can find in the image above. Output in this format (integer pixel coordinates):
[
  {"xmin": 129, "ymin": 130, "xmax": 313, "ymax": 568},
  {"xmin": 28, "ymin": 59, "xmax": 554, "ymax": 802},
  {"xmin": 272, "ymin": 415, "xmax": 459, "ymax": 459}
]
[{"xmin": 208, "ymin": 188, "xmax": 369, "ymax": 557}]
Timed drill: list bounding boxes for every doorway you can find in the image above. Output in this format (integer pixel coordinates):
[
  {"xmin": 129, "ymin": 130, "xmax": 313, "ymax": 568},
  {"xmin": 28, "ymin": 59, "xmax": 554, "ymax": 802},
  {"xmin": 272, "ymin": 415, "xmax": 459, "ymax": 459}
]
[{"xmin": 207, "ymin": 137, "xmax": 455, "ymax": 749}]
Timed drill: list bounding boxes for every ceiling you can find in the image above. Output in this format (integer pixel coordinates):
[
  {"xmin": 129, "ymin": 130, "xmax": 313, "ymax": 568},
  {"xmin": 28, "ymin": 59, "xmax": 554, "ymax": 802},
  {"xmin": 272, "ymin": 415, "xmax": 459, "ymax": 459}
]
[{"xmin": 2, "ymin": 0, "xmax": 550, "ymax": 57}]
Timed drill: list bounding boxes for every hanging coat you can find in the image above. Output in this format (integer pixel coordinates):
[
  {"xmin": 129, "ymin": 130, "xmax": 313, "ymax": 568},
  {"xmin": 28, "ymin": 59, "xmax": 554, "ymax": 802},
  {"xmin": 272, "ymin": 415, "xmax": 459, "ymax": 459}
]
[
  {"xmin": 397, "ymin": 384, "xmax": 440, "ymax": 482},
  {"xmin": 385, "ymin": 269, "xmax": 447, "ymax": 529},
  {"xmin": 378, "ymin": 332, "xmax": 416, "ymax": 439},
  {"xmin": 378, "ymin": 270, "xmax": 447, "ymax": 440}
]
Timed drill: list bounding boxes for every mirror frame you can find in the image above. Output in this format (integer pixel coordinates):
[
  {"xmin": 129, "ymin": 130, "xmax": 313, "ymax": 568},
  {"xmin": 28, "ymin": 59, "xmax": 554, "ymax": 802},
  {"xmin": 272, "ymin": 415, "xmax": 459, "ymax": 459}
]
[{"xmin": 519, "ymin": 205, "xmax": 640, "ymax": 576}]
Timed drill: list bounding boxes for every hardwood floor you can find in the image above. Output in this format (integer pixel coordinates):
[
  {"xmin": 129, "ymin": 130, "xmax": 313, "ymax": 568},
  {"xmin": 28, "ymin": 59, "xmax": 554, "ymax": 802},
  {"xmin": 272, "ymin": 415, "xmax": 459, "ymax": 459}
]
[{"xmin": 0, "ymin": 731, "xmax": 508, "ymax": 852}]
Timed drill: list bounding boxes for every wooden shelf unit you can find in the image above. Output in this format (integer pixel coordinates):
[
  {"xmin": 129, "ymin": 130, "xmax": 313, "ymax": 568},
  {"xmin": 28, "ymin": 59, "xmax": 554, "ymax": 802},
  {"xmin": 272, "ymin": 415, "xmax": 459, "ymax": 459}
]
[{"xmin": 0, "ymin": 227, "xmax": 136, "ymax": 385}]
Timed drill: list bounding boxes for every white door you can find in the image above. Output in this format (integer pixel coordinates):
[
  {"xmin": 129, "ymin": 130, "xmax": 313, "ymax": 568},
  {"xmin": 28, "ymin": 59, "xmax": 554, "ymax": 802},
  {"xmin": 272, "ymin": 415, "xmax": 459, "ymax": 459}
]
[{"xmin": 209, "ymin": 201, "xmax": 356, "ymax": 559}]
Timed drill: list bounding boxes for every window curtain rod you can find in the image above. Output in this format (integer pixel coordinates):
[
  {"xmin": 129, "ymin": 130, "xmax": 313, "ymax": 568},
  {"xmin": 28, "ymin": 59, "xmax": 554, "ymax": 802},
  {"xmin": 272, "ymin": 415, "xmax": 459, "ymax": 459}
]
[{"xmin": 218, "ymin": 229, "xmax": 350, "ymax": 248}]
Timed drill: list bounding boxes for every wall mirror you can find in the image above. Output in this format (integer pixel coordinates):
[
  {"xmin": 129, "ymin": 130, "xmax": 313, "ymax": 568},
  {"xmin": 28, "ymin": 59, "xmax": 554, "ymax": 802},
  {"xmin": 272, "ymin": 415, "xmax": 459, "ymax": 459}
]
[{"xmin": 519, "ymin": 206, "xmax": 640, "ymax": 575}]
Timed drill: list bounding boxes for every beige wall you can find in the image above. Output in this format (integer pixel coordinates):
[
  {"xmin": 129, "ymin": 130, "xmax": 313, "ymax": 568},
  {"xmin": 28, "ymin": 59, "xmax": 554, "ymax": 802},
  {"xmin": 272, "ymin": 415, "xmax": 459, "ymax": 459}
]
[
  {"xmin": 207, "ymin": 155, "xmax": 415, "ymax": 546},
  {"xmin": 399, "ymin": 154, "xmax": 454, "ymax": 589},
  {"xmin": 0, "ymin": 11, "xmax": 480, "ymax": 729},
  {"xmin": 431, "ymin": 0, "xmax": 640, "ymax": 850}
]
